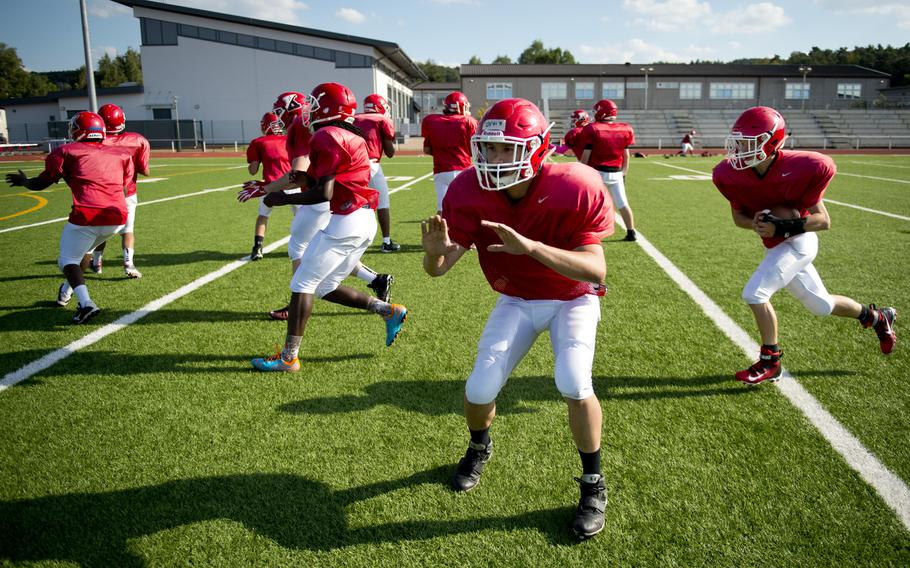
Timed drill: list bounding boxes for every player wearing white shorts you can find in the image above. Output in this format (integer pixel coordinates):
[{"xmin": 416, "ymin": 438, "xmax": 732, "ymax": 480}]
[
  {"xmin": 421, "ymin": 91, "xmax": 477, "ymax": 213},
  {"xmin": 713, "ymin": 106, "xmax": 897, "ymax": 385},
  {"xmin": 354, "ymin": 94, "xmax": 400, "ymax": 252},
  {"xmin": 242, "ymin": 83, "xmax": 409, "ymax": 372},
  {"xmin": 6, "ymin": 112, "xmax": 131, "ymax": 324},
  {"xmin": 422, "ymin": 98, "xmax": 613, "ymax": 540}
]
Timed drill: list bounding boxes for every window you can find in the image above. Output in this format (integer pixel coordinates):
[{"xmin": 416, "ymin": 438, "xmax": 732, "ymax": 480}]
[
  {"xmin": 178, "ymin": 24, "xmax": 198, "ymax": 38},
  {"xmin": 143, "ymin": 19, "xmax": 162, "ymax": 45},
  {"xmin": 237, "ymin": 34, "xmax": 255, "ymax": 47},
  {"xmin": 314, "ymin": 47, "xmax": 333, "ymax": 61},
  {"xmin": 295, "ymin": 44, "xmax": 314, "ymax": 57},
  {"xmin": 218, "ymin": 30, "xmax": 237, "ymax": 44},
  {"xmin": 679, "ymin": 82, "xmax": 702, "ymax": 100},
  {"xmin": 541, "ymin": 82, "xmax": 567, "ymax": 100},
  {"xmin": 785, "ymin": 82, "xmax": 810, "ymax": 100},
  {"xmin": 276, "ymin": 40, "xmax": 293, "ymax": 54},
  {"xmin": 626, "ymin": 82, "xmax": 646, "ymax": 89},
  {"xmin": 837, "ymin": 83, "xmax": 862, "ymax": 99},
  {"xmin": 152, "ymin": 108, "xmax": 172, "ymax": 119},
  {"xmin": 602, "ymin": 82, "xmax": 624, "ymax": 99},
  {"xmin": 486, "ymin": 82, "xmax": 512, "ymax": 100},
  {"xmin": 257, "ymin": 37, "xmax": 276, "ymax": 51},
  {"xmin": 575, "ymin": 82, "xmax": 594, "ymax": 99},
  {"xmin": 709, "ymin": 82, "xmax": 755, "ymax": 99},
  {"xmin": 198, "ymin": 27, "xmax": 217, "ymax": 41},
  {"xmin": 161, "ymin": 21, "xmax": 178, "ymax": 44}
]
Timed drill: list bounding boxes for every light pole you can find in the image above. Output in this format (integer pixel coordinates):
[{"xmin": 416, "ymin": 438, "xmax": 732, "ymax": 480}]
[
  {"xmin": 172, "ymin": 95, "xmax": 181, "ymax": 151},
  {"xmin": 78, "ymin": 0, "xmax": 97, "ymax": 112},
  {"xmin": 798, "ymin": 65, "xmax": 812, "ymax": 111},
  {"xmin": 640, "ymin": 66, "xmax": 654, "ymax": 111}
]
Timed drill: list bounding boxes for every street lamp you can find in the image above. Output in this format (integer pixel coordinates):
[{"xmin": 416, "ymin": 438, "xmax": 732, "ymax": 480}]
[
  {"xmin": 640, "ymin": 66, "xmax": 654, "ymax": 110},
  {"xmin": 172, "ymin": 95, "xmax": 181, "ymax": 152},
  {"xmin": 798, "ymin": 65, "xmax": 812, "ymax": 111}
]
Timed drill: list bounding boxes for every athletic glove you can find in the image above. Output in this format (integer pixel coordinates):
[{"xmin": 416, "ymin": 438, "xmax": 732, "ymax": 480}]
[{"xmin": 237, "ymin": 180, "xmax": 266, "ymax": 202}]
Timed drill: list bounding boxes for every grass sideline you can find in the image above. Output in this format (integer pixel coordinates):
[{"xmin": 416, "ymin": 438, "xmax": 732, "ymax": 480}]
[{"xmin": 0, "ymin": 154, "xmax": 908, "ymax": 565}]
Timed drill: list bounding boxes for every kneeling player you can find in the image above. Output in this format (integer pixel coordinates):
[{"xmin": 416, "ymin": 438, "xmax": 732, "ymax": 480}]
[
  {"xmin": 422, "ymin": 98, "xmax": 613, "ymax": 539},
  {"xmin": 713, "ymin": 106, "xmax": 897, "ymax": 385}
]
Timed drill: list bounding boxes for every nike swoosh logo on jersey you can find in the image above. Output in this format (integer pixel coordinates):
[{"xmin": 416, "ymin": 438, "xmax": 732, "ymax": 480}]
[
  {"xmin": 781, "ymin": 172, "xmax": 792, "ymax": 177},
  {"xmin": 538, "ymin": 195, "xmax": 550, "ymax": 204}
]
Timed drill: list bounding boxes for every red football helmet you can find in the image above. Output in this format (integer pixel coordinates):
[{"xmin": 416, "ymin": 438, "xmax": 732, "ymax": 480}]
[
  {"xmin": 272, "ymin": 91, "xmax": 306, "ymax": 129},
  {"xmin": 725, "ymin": 106, "xmax": 787, "ymax": 170},
  {"xmin": 68, "ymin": 111, "xmax": 106, "ymax": 142},
  {"xmin": 471, "ymin": 98, "xmax": 553, "ymax": 191},
  {"xmin": 260, "ymin": 112, "xmax": 284, "ymax": 135},
  {"xmin": 364, "ymin": 94, "xmax": 390, "ymax": 118},
  {"xmin": 570, "ymin": 109, "xmax": 590, "ymax": 128},
  {"xmin": 305, "ymin": 82, "xmax": 357, "ymax": 131},
  {"xmin": 593, "ymin": 99, "xmax": 618, "ymax": 122},
  {"xmin": 98, "ymin": 103, "xmax": 125, "ymax": 134},
  {"xmin": 444, "ymin": 91, "xmax": 470, "ymax": 115}
]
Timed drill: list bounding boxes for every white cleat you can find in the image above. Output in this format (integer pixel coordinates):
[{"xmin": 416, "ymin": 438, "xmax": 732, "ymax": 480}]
[
  {"xmin": 56, "ymin": 282, "xmax": 73, "ymax": 306},
  {"xmin": 124, "ymin": 264, "xmax": 143, "ymax": 279}
]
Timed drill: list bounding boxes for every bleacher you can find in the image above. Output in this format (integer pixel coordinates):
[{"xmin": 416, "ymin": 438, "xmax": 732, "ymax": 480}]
[{"xmin": 548, "ymin": 108, "xmax": 910, "ymax": 150}]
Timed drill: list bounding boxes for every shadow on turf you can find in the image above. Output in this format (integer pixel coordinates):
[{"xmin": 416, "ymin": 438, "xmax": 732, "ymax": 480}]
[
  {"xmin": 0, "ymin": 466, "xmax": 578, "ymax": 565},
  {"xmin": 34, "ymin": 250, "xmax": 245, "ymax": 268},
  {"xmin": 279, "ymin": 374, "xmax": 764, "ymax": 417}
]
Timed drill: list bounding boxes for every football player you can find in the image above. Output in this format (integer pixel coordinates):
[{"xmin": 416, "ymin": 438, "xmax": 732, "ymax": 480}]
[
  {"xmin": 421, "ymin": 98, "xmax": 613, "ymax": 539},
  {"xmin": 353, "ymin": 94, "xmax": 400, "ymax": 252},
  {"xmin": 680, "ymin": 129, "xmax": 696, "ymax": 157},
  {"xmin": 86, "ymin": 103, "xmax": 150, "ymax": 278},
  {"xmin": 246, "ymin": 111, "xmax": 295, "ymax": 261},
  {"xmin": 241, "ymin": 82, "xmax": 408, "ymax": 372},
  {"xmin": 6, "ymin": 112, "xmax": 132, "ymax": 324},
  {"xmin": 421, "ymin": 91, "xmax": 477, "ymax": 213},
  {"xmin": 713, "ymin": 106, "xmax": 897, "ymax": 385},
  {"xmin": 248, "ymin": 92, "xmax": 393, "ymax": 319},
  {"xmin": 579, "ymin": 99, "xmax": 638, "ymax": 241},
  {"xmin": 555, "ymin": 109, "xmax": 589, "ymax": 158}
]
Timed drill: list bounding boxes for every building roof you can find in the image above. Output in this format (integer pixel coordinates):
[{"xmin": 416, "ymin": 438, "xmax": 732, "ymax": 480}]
[
  {"xmin": 460, "ymin": 63, "xmax": 891, "ymax": 79},
  {"xmin": 0, "ymin": 85, "xmax": 144, "ymax": 107},
  {"xmin": 112, "ymin": 0, "xmax": 426, "ymax": 83},
  {"xmin": 413, "ymin": 82, "xmax": 461, "ymax": 91}
]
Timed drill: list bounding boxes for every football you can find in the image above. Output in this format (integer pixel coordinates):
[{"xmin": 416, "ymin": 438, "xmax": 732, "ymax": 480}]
[{"xmin": 762, "ymin": 205, "xmax": 801, "ymax": 221}]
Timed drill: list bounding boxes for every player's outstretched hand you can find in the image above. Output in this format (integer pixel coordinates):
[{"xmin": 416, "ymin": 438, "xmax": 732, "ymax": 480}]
[
  {"xmin": 481, "ymin": 220, "xmax": 535, "ymax": 255},
  {"xmin": 5, "ymin": 169, "xmax": 27, "ymax": 187},
  {"xmin": 421, "ymin": 215, "xmax": 454, "ymax": 257},
  {"xmin": 237, "ymin": 180, "xmax": 266, "ymax": 203}
]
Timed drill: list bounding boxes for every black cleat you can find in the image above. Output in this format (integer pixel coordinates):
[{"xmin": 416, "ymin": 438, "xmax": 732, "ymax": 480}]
[
  {"xmin": 250, "ymin": 244, "xmax": 264, "ymax": 261},
  {"xmin": 573, "ymin": 475, "xmax": 607, "ymax": 539},
  {"xmin": 72, "ymin": 303, "xmax": 101, "ymax": 324},
  {"xmin": 368, "ymin": 273, "xmax": 393, "ymax": 303},
  {"xmin": 380, "ymin": 240, "xmax": 401, "ymax": 253},
  {"xmin": 452, "ymin": 440, "xmax": 493, "ymax": 492},
  {"xmin": 623, "ymin": 229, "xmax": 637, "ymax": 242}
]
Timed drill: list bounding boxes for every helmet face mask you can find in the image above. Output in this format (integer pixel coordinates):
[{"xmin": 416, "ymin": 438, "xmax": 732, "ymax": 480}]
[
  {"xmin": 364, "ymin": 94, "xmax": 390, "ymax": 118},
  {"xmin": 261, "ymin": 112, "xmax": 284, "ymax": 135},
  {"xmin": 272, "ymin": 91, "xmax": 306, "ymax": 129},
  {"xmin": 471, "ymin": 100, "xmax": 553, "ymax": 191},
  {"xmin": 725, "ymin": 106, "xmax": 786, "ymax": 171},
  {"xmin": 570, "ymin": 109, "xmax": 589, "ymax": 128},
  {"xmin": 304, "ymin": 83, "xmax": 357, "ymax": 132}
]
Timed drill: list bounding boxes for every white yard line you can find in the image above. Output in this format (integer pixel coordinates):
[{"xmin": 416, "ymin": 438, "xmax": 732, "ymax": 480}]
[
  {"xmin": 652, "ymin": 162, "xmax": 909, "ymax": 221},
  {"xmin": 837, "ymin": 172, "xmax": 910, "ymax": 185},
  {"xmin": 616, "ymin": 216, "xmax": 910, "ymax": 531},
  {"xmin": 0, "ymin": 235, "xmax": 290, "ymax": 392},
  {"xmin": 0, "ymin": 184, "xmax": 241, "ymax": 234},
  {"xmin": 848, "ymin": 161, "xmax": 910, "ymax": 170},
  {"xmin": 389, "ymin": 171, "xmax": 433, "ymax": 194}
]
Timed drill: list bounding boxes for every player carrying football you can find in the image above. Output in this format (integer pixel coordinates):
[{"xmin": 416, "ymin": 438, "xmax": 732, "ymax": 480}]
[
  {"xmin": 713, "ymin": 106, "xmax": 897, "ymax": 385},
  {"xmin": 421, "ymin": 98, "xmax": 613, "ymax": 539}
]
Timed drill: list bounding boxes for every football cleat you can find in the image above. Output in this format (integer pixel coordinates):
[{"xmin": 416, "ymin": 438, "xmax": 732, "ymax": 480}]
[
  {"xmin": 735, "ymin": 346, "xmax": 782, "ymax": 386},
  {"xmin": 863, "ymin": 304, "xmax": 897, "ymax": 354},
  {"xmin": 72, "ymin": 303, "xmax": 100, "ymax": 324},
  {"xmin": 623, "ymin": 229, "xmax": 637, "ymax": 242},
  {"xmin": 56, "ymin": 282, "xmax": 72, "ymax": 306},
  {"xmin": 89, "ymin": 257, "xmax": 103, "ymax": 274},
  {"xmin": 384, "ymin": 304, "xmax": 407, "ymax": 346},
  {"xmin": 251, "ymin": 350, "xmax": 301, "ymax": 372},
  {"xmin": 573, "ymin": 475, "xmax": 607, "ymax": 539},
  {"xmin": 124, "ymin": 264, "xmax": 142, "ymax": 279},
  {"xmin": 268, "ymin": 305, "xmax": 290, "ymax": 321},
  {"xmin": 250, "ymin": 244, "xmax": 264, "ymax": 261},
  {"xmin": 380, "ymin": 240, "xmax": 401, "ymax": 253},
  {"xmin": 451, "ymin": 439, "xmax": 493, "ymax": 492},
  {"xmin": 368, "ymin": 273, "xmax": 393, "ymax": 303}
]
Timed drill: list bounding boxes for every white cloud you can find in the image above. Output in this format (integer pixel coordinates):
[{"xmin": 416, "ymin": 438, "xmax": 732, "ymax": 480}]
[
  {"xmin": 578, "ymin": 38, "xmax": 715, "ymax": 63},
  {"xmin": 623, "ymin": 0, "xmax": 712, "ymax": 32},
  {"xmin": 714, "ymin": 2, "xmax": 791, "ymax": 34},
  {"xmin": 168, "ymin": 1, "xmax": 310, "ymax": 25},
  {"xmin": 89, "ymin": 0, "xmax": 131, "ymax": 18},
  {"xmin": 429, "ymin": 0, "xmax": 481, "ymax": 5},
  {"xmin": 623, "ymin": 0, "xmax": 790, "ymax": 34},
  {"xmin": 336, "ymin": 8, "xmax": 366, "ymax": 24},
  {"xmin": 92, "ymin": 45, "xmax": 119, "ymax": 65},
  {"xmin": 815, "ymin": 0, "xmax": 910, "ymax": 29}
]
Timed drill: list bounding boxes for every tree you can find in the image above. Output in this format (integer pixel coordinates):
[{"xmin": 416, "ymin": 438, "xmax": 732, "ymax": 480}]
[
  {"xmin": 492, "ymin": 54, "xmax": 513, "ymax": 64},
  {"xmin": 416, "ymin": 59, "xmax": 459, "ymax": 82},
  {"xmin": 468, "ymin": 55, "xmax": 482, "ymax": 65},
  {"xmin": 518, "ymin": 39, "xmax": 576, "ymax": 65},
  {"xmin": 0, "ymin": 42, "xmax": 57, "ymax": 99},
  {"xmin": 118, "ymin": 48, "xmax": 143, "ymax": 83},
  {"xmin": 97, "ymin": 53, "xmax": 127, "ymax": 88}
]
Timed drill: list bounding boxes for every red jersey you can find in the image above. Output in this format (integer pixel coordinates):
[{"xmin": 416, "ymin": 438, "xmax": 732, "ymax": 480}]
[
  {"xmin": 102, "ymin": 131, "xmax": 149, "ymax": 197},
  {"xmin": 682, "ymin": 133, "xmax": 693, "ymax": 144},
  {"xmin": 307, "ymin": 125, "xmax": 375, "ymax": 215},
  {"xmin": 285, "ymin": 116, "xmax": 312, "ymax": 161},
  {"xmin": 578, "ymin": 121, "xmax": 634, "ymax": 170},
  {"xmin": 247, "ymin": 134, "xmax": 291, "ymax": 183},
  {"xmin": 43, "ymin": 141, "xmax": 132, "ymax": 226},
  {"xmin": 352, "ymin": 113, "xmax": 395, "ymax": 161},
  {"xmin": 563, "ymin": 126, "xmax": 585, "ymax": 159},
  {"xmin": 443, "ymin": 163, "xmax": 613, "ymax": 301},
  {"xmin": 713, "ymin": 150, "xmax": 835, "ymax": 249},
  {"xmin": 421, "ymin": 113, "xmax": 477, "ymax": 174}
]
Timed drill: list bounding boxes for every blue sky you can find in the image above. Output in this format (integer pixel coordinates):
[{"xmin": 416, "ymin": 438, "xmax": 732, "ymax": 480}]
[{"xmin": 5, "ymin": 0, "xmax": 910, "ymax": 72}]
